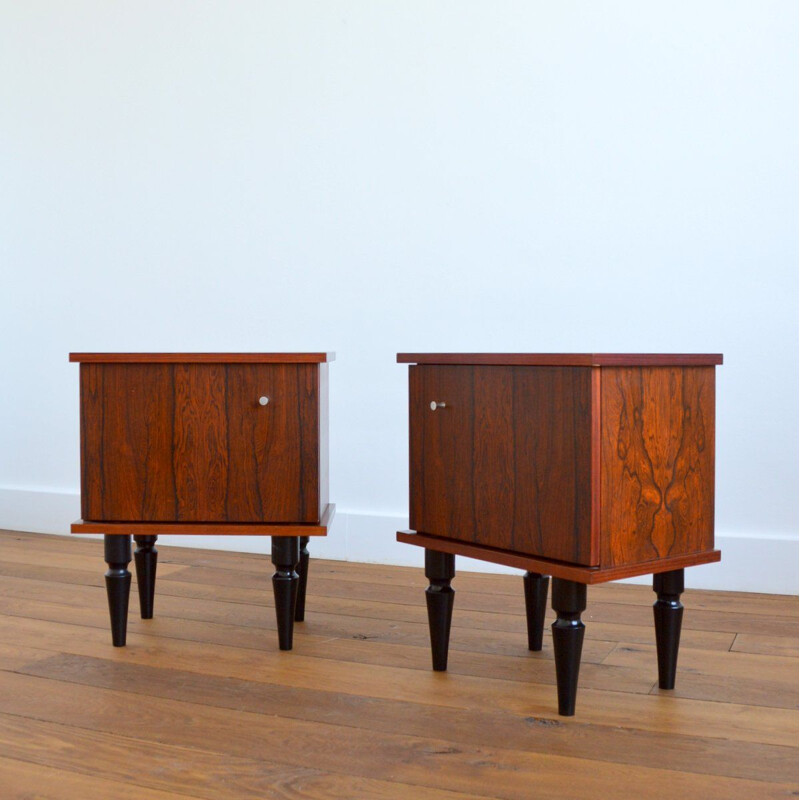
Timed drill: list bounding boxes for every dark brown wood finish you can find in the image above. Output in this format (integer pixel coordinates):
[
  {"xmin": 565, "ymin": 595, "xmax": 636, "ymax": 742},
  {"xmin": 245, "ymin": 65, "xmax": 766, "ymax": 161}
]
[
  {"xmin": 71, "ymin": 353, "xmax": 334, "ymax": 363},
  {"xmin": 398, "ymin": 354, "xmax": 723, "ymax": 366},
  {"xmin": 70, "ymin": 504, "xmax": 335, "ymax": 536},
  {"xmin": 81, "ymin": 363, "xmax": 321, "ymax": 523},
  {"xmin": 396, "ymin": 531, "xmax": 721, "ymax": 584},
  {"xmin": 409, "ymin": 365, "xmax": 593, "ymax": 564},
  {"xmin": 600, "ymin": 366, "xmax": 716, "ymax": 568},
  {"xmin": 74, "ymin": 353, "xmax": 332, "ymax": 651},
  {"xmin": 81, "ymin": 365, "xmax": 177, "ymax": 522}
]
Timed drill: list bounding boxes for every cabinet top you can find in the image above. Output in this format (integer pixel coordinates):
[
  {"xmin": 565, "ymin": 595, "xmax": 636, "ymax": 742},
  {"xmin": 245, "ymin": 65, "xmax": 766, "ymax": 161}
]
[
  {"xmin": 70, "ymin": 353, "xmax": 335, "ymax": 364},
  {"xmin": 397, "ymin": 353, "xmax": 723, "ymax": 366}
]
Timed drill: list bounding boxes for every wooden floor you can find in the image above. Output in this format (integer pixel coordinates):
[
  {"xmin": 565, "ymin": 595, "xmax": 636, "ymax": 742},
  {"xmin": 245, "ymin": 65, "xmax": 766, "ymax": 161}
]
[{"xmin": 0, "ymin": 531, "xmax": 796, "ymax": 800}]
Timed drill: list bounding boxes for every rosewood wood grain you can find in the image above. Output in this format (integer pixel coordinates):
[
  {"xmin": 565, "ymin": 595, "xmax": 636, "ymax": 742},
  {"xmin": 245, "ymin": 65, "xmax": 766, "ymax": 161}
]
[
  {"xmin": 410, "ymin": 365, "xmax": 593, "ymax": 564},
  {"xmin": 223, "ymin": 364, "xmax": 319, "ymax": 522},
  {"xmin": 318, "ymin": 363, "xmax": 330, "ymax": 519},
  {"xmin": 71, "ymin": 504, "xmax": 335, "ymax": 536},
  {"xmin": 398, "ymin": 354, "xmax": 723, "ymax": 366},
  {"xmin": 590, "ymin": 367, "xmax": 601, "ymax": 566},
  {"xmin": 173, "ymin": 364, "xmax": 228, "ymax": 520},
  {"xmin": 80, "ymin": 363, "xmax": 321, "ymax": 523},
  {"xmin": 71, "ymin": 353, "xmax": 335, "ymax": 363},
  {"xmin": 396, "ymin": 531, "xmax": 721, "ymax": 583},
  {"xmin": 409, "ymin": 366, "xmax": 475, "ymax": 545},
  {"xmin": 600, "ymin": 366, "xmax": 716, "ymax": 568},
  {"xmin": 81, "ymin": 364, "xmax": 177, "ymax": 522}
]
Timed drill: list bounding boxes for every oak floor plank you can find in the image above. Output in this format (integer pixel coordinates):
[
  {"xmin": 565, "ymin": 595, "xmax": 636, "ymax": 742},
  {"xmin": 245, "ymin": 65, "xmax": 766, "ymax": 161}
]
[
  {"xmin": 0, "ymin": 563, "xmax": 745, "ymax": 651},
  {"xmin": 731, "ymin": 632, "xmax": 799, "ymax": 658},
  {"xmin": 3, "ymin": 533, "xmax": 794, "ymax": 620},
  {"xmin": 0, "ymin": 593, "xmax": 784, "ymax": 711},
  {"xmin": 0, "ymin": 545, "xmax": 189, "ymax": 577},
  {"xmin": 0, "ymin": 712, "xmax": 489, "ymax": 800},
  {"xmin": 0, "ymin": 671, "xmax": 794, "ymax": 800},
  {"xmin": 125, "ymin": 563, "xmax": 800, "ymax": 638},
  {"xmin": 0, "ymin": 613, "xmax": 794, "ymax": 747},
  {"xmin": 0, "ymin": 575, "xmax": 618, "ymax": 662},
  {"xmin": 1, "ymin": 590, "xmax": 789, "ymax": 707},
  {"xmin": 14, "ymin": 652, "xmax": 798, "ymax": 785},
  {"xmin": 604, "ymin": 643, "xmax": 797, "ymax": 709},
  {"xmin": 0, "ymin": 530, "xmax": 796, "ymax": 798},
  {"xmin": 0, "ymin": 753, "xmax": 206, "ymax": 800}
]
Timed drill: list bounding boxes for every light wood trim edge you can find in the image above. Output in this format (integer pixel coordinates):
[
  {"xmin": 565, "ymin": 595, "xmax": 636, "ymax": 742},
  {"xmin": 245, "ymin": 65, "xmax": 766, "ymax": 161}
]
[
  {"xmin": 396, "ymin": 531, "xmax": 720, "ymax": 584},
  {"xmin": 71, "ymin": 504, "xmax": 336, "ymax": 536}
]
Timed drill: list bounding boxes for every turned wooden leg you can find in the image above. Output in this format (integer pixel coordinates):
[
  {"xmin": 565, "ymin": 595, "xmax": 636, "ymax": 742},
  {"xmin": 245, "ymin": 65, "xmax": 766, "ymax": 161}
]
[
  {"xmin": 104, "ymin": 534, "xmax": 132, "ymax": 647},
  {"xmin": 294, "ymin": 536, "xmax": 310, "ymax": 622},
  {"xmin": 653, "ymin": 568, "xmax": 684, "ymax": 690},
  {"xmin": 551, "ymin": 578, "xmax": 587, "ymax": 716},
  {"xmin": 272, "ymin": 536, "xmax": 300, "ymax": 651},
  {"xmin": 425, "ymin": 549, "xmax": 455, "ymax": 671},
  {"xmin": 133, "ymin": 535, "xmax": 158, "ymax": 619},
  {"xmin": 523, "ymin": 572, "xmax": 550, "ymax": 651}
]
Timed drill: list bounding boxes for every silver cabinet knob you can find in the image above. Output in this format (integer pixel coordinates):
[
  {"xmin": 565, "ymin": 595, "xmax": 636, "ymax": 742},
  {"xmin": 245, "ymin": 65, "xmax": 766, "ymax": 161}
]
[
  {"xmin": 259, "ymin": 396, "xmax": 270, "ymax": 406},
  {"xmin": 430, "ymin": 401, "xmax": 446, "ymax": 410}
]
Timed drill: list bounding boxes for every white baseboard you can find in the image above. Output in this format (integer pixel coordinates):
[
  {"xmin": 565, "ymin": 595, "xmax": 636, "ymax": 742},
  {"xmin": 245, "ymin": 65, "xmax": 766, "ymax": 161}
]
[{"xmin": 1, "ymin": 487, "xmax": 796, "ymax": 594}]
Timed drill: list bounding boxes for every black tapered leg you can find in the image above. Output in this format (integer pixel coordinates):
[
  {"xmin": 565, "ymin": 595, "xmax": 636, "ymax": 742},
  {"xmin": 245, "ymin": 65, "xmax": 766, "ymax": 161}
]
[
  {"xmin": 425, "ymin": 549, "xmax": 455, "ymax": 671},
  {"xmin": 133, "ymin": 535, "xmax": 158, "ymax": 619},
  {"xmin": 104, "ymin": 534, "xmax": 132, "ymax": 647},
  {"xmin": 551, "ymin": 578, "xmax": 587, "ymax": 716},
  {"xmin": 272, "ymin": 536, "xmax": 300, "ymax": 650},
  {"xmin": 294, "ymin": 536, "xmax": 310, "ymax": 622},
  {"xmin": 653, "ymin": 568, "xmax": 685, "ymax": 690},
  {"xmin": 523, "ymin": 572, "xmax": 550, "ymax": 651}
]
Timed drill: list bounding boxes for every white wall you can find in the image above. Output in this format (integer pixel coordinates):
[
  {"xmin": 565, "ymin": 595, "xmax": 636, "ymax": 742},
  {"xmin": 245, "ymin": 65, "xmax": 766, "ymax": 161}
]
[{"xmin": 1, "ymin": 1, "xmax": 797, "ymax": 592}]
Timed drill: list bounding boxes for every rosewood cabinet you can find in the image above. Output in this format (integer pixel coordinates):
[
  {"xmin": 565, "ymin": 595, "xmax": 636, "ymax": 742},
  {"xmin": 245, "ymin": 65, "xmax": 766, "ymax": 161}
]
[
  {"xmin": 397, "ymin": 353, "xmax": 722, "ymax": 715},
  {"xmin": 70, "ymin": 352, "xmax": 334, "ymax": 650}
]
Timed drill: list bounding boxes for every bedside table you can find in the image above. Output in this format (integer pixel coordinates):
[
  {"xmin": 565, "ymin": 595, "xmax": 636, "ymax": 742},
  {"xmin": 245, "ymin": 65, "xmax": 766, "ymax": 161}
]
[
  {"xmin": 396, "ymin": 353, "xmax": 722, "ymax": 715},
  {"xmin": 70, "ymin": 352, "xmax": 334, "ymax": 651}
]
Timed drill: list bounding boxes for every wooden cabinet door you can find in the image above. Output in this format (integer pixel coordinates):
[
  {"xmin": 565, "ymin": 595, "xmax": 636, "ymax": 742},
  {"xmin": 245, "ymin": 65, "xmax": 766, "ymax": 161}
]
[
  {"xmin": 81, "ymin": 363, "xmax": 319, "ymax": 523},
  {"xmin": 409, "ymin": 365, "xmax": 595, "ymax": 565}
]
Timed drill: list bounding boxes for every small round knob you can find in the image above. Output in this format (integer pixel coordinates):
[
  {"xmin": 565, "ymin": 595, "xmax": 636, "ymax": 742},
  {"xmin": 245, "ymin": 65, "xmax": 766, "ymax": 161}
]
[
  {"xmin": 259, "ymin": 396, "xmax": 270, "ymax": 406},
  {"xmin": 430, "ymin": 401, "xmax": 446, "ymax": 411}
]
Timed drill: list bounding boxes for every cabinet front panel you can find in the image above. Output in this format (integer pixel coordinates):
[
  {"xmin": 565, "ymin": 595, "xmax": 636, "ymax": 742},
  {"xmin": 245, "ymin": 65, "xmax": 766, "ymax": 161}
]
[
  {"xmin": 409, "ymin": 365, "xmax": 594, "ymax": 565},
  {"xmin": 600, "ymin": 366, "xmax": 715, "ymax": 567},
  {"xmin": 81, "ymin": 363, "xmax": 319, "ymax": 523}
]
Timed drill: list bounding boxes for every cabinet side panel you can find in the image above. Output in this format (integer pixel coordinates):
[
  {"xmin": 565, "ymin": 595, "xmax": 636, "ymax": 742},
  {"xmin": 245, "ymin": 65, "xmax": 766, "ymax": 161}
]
[
  {"xmin": 295, "ymin": 363, "xmax": 320, "ymax": 522},
  {"xmin": 173, "ymin": 364, "xmax": 228, "ymax": 521},
  {"xmin": 600, "ymin": 366, "xmax": 716, "ymax": 567},
  {"xmin": 511, "ymin": 367, "xmax": 593, "ymax": 564},
  {"xmin": 317, "ymin": 363, "xmax": 329, "ymax": 521},
  {"xmin": 85, "ymin": 364, "xmax": 177, "ymax": 521}
]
